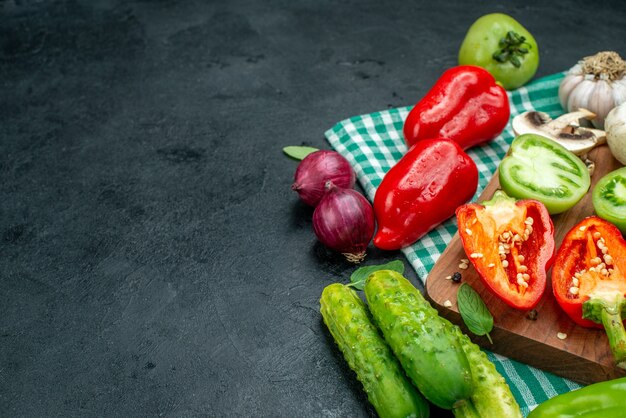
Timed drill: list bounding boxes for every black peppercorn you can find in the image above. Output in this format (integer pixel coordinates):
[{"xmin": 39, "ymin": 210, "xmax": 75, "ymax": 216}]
[{"xmin": 452, "ymin": 272, "xmax": 462, "ymax": 283}]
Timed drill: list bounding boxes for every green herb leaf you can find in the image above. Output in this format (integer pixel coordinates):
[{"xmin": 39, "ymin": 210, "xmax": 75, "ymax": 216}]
[
  {"xmin": 457, "ymin": 283, "xmax": 494, "ymax": 344},
  {"xmin": 349, "ymin": 260, "xmax": 405, "ymax": 290},
  {"xmin": 283, "ymin": 146, "xmax": 319, "ymax": 160}
]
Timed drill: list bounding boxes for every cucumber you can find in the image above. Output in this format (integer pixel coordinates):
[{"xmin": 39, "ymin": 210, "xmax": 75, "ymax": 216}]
[
  {"xmin": 364, "ymin": 270, "xmax": 473, "ymax": 410},
  {"xmin": 320, "ymin": 283, "xmax": 430, "ymax": 418},
  {"xmin": 452, "ymin": 327, "xmax": 522, "ymax": 418}
]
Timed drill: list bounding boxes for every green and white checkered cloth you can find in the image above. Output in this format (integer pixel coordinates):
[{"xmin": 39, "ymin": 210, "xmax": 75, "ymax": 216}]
[{"xmin": 325, "ymin": 72, "xmax": 583, "ymax": 416}]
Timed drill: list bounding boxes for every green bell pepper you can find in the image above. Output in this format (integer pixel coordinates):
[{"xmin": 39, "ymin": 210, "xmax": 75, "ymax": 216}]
[
  {"xmin": 528, "ymin": 377, "xmax": 626, "ymax": 418},
  {"xmin": 458, "ymin": 13, "xmax": 539, "ymax": 90}
]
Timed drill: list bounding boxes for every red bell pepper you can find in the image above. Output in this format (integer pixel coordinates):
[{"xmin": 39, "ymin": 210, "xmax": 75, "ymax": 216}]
[
  {"xmin": 552, "ymin": 216, "xmax": 626, "ymax": 368},
  {"xmin": 456, "ymin": 190, "xmax": 554, "ymax": 310},
  {"xmin": 373, "ymin": 138, "xmax": 478, "ymax": 251},
  {"xmin": 403, "ymin": 65, "xmax": 510, "ymax": 150}
]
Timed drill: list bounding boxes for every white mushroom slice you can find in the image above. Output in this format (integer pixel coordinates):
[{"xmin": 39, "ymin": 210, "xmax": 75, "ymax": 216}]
[{"xmin": 511, "ymin": 109, "xmax": 607, "ymax": 155}]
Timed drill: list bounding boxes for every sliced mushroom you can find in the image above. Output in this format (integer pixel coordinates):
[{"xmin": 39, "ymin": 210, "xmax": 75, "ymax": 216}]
[{"xmin": 511, "ymin": 109, "xmax": 606, "ymax": 155}]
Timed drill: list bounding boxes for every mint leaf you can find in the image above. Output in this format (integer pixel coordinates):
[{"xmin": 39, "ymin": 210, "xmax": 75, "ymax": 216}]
[
  {"xmin": 349, "ymin": 260, "xmax": 405, "ymax": 290},
  {"xmin": 283, "ymin": 146, "xmax": 318, "ymax": 160},
  {"xmin": 457, "ymin": 283, "xmax": 494, "ymax": 344}
]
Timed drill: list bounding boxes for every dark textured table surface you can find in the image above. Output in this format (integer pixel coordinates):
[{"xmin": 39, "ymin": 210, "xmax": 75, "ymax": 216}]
[{"xmin": 2, "ymin": 0, "xmax": 626, "ymax": 416}]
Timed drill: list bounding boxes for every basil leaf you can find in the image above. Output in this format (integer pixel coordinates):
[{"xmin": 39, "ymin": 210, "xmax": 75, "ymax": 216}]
[
  {"xmin": 349, "ymin": 260, "xmax": 405, "ymax": 290},
  {"xmin": 457, "ymin": 283, "xmax": 494, "ymax": 344},
  {"xmin": 283, "ymin": 146, "xmax": 318, "ymax": 160}
]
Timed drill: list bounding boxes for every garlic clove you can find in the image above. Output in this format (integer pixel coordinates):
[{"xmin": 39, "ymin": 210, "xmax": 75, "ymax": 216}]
[
  {"xmin": 589, "ymin": 79, "xmax": 614, "ymax": 129},
  {"xmin": 567, "ymin": 79, "xmax": 596, "ymax": 113},
  {"xmin": 612, "ymin": 79, "xmax": 626, "ymax": 106},
  {"xmin": 559, "ymin": 74, "xmax": 584, "ymax": 110}
]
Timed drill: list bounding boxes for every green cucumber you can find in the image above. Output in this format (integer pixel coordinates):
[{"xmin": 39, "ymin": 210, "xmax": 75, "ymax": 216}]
[
  {"xmin": 364, "ymin": 270, "xmax": 473, "ymax": 410},
  {"xmin": 320, "ymin": 283, "xmax": 430, "ymax": 418},
  {"xmin": 452, "ymin": 327, "xmax": 522, "ymax": 418}
]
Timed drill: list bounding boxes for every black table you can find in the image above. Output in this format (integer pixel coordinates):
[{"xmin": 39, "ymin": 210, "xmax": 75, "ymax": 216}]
[{"xmin": 2, "ymin": 1, "xmax": 625, "ymax": 416}]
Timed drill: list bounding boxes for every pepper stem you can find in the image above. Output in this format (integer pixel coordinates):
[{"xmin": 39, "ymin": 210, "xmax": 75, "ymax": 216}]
[
  {"xmin": 482, "ymin": 190, "xmax": 517, "ymax": 207},
  {"xmin": 584, "ymin": 294, "xmax": 626, "ymax": 368},
  {"xmin": 492, "ymin": 31, "xmax": 531, "ymax": 68},
  {"xmin": 600, "ymin": 307, "xmax": 626, "ymax": 369}
]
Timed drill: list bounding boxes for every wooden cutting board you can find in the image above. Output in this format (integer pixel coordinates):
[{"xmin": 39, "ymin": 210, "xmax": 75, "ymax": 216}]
[{"xmin": 425, "ymin": 144, "xmax": 625, "ymax": 385}]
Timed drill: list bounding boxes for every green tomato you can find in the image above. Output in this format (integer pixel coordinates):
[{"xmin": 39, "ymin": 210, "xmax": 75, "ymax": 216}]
[
  {"xmin": 458, "ymin": 13, "xmax": 539, "ymax": 90},
  {"xmin": 592, "ymin": 167, "xmax": 626, "ymax": 233},
  {"xmin": 499, "ymin": 134, "xmax": 590, "ymax": 214}
]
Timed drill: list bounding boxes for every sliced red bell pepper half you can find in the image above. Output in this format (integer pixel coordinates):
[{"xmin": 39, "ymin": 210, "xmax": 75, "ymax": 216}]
[
  {"xmin": 456, "ymin": 190, "xmax": 554, "ymax": 310},
  {"xmin": 552, "ymin": 216, "xmax": 626, "ymax": 368}
]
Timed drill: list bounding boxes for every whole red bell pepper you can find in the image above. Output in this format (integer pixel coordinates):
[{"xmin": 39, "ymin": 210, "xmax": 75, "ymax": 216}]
[
  {"xmin": 373, "ymin": 138, "xmax": 478, "ymax": 251},
  {"xmin": 552, "ymin": 216, "xmax": 626, "ymax": 368},
  {"xmin": 456, "ymin": 190, "xmax": 554, "ymax": 310},
  {"xmin": 403, "ymin": 65, "xmax": 510, "ymax": 150}
]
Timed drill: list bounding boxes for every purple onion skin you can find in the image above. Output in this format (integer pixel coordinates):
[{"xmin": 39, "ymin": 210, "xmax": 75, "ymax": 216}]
[
  {"xmin": 291, "ymin": 150, "xmax": 356, "ymax": 207},
  {"xmin": 312, "ymin": 186, "xmax": 375, "ymax": 263}
]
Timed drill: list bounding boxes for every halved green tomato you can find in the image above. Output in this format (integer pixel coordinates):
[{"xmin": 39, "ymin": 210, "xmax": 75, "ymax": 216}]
[
  {"xmin": 593, "ymin": 166, "xmax": 626, "ymax": 233},
  {"xmin": 499, "ymin": 134, "xmax": 590, "ymax": 214}
]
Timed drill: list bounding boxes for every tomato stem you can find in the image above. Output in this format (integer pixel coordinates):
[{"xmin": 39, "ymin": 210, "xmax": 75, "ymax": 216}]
[{"xmin": 492, "ymin": 31, "xmax": 531, "ymax": 68}]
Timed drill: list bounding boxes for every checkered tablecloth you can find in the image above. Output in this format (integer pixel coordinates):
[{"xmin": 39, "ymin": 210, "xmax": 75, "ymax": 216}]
[{"xmin": 325, "ymin": 72, "xmax": 582, "ymax": 416}]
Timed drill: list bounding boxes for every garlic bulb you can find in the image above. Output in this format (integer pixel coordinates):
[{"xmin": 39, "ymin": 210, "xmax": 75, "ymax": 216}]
[
  {"xmin": 605, "ymin": 101, "xmax": 626, "ymax": 165},
  {"xmin": 558, "ymin": 51, "xmax": 626, "ymax": 129}
]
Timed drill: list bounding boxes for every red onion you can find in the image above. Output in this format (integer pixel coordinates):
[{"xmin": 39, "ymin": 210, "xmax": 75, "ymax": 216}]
[
  {"xmin": 291, "ymin": 150, "xmax": 356, "ymax": 206},
  {"xmin": 312, "ymin": 183, "xmax": 375, "ymax": 263}
]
